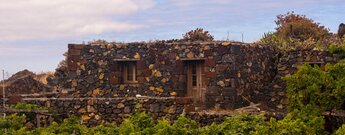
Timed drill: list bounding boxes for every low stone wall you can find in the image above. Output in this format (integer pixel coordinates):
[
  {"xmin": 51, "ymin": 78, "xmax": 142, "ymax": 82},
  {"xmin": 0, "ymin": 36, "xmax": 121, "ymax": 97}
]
[
  {"xmin": 254, "ymin": 50, "xmax": 340, "ymax": 111},
  {"xmin": 22, "ymin": 97, "xmax": 192, "ymax": 125}
]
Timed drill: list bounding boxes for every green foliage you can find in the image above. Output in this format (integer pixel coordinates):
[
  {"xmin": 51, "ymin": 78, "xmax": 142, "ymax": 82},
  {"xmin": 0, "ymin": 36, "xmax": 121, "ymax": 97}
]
[
  {"xmin": 284, "ymin": 62, "xmax": 345, "ymax": 112},
  {"xmin": 32, "ymin": 116, "xmax": 88, "ymax": 135},
  {"xmin": 118, "ymin": 111, "xmax": 155, "ymax": 134},
  {"xmin": 172, "ymin": 114, "xmax": 199, "ymax": 134},
  {"xmin": 153, "ymin": 119, "xmax": 176, "ymax": 135},
  {"xmin": 328, "ymin": 43, "xmax": 345, "ymax": 58},
  {"xmin": 255, "ymin": 105, "xmax": 325, "ymax": 135},
  {"xmin": 0, "ymin": 114, "xmax": 26, "ymax": 134},
  {"xmin": 89, "ymin": 123, "xmax": 118, "ymax": 135},
  {"xmin": 335, "ymin": 124, "xmax": 345, "ymax": 135},
  {"xmin": 10, "ymin": 103, "xmax": 46, "ymax": 111},
  {"xmin": 206, "ymin": 114, "xmax": 265, "ymax": 135},
  {"xmin": 183, "ymin": 28, "xmax": 214, "ymax": 42}
]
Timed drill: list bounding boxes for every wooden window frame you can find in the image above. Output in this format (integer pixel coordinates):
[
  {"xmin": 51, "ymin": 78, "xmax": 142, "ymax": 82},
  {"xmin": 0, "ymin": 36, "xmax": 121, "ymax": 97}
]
[{"xmin": 122, "ymin": 61, "xmax": 138, "ymax": 84}]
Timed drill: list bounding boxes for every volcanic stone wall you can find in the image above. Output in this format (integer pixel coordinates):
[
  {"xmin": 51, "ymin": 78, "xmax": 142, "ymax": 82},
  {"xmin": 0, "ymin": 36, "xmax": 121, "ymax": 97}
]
[
  {"xmin": 256, "ymin": 50, "xmax": 340, "ymax": 111},
  {"xmin": 51, "ymin": 41, "xmax": 277, "ymax": 110},
  {"xmin": 23, "ymin": 97, "xmax": 192, "ymax": 125}
]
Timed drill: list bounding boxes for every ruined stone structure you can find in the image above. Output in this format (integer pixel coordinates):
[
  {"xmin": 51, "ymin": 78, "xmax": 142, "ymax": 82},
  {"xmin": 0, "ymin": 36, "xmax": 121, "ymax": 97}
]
[
  {"xmin": 14, "ymin": 41, "xmax": 338, "ymax": 125},
  {"xmin": 47, "ymin": 41, "xmax": 339, "ymax": 112}
]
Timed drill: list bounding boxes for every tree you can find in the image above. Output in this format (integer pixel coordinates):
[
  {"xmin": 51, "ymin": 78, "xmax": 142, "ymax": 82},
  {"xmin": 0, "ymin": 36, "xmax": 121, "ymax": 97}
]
[
  {"xmin": 183, "ymin": 28, "xmax": 214, "ymax": 41},
  {"xmin": 275, "ymin": 12, "xmax": 329, "ymax": 41}
]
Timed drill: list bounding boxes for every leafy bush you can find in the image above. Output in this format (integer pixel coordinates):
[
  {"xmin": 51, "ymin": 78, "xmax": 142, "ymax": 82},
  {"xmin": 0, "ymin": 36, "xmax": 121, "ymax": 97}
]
[
  {"xmin": 153, "ymin": 119, "xmax": 176, "ymax": 135},
  {"xmin": 32, "ymin": 116, "xmax": 88, "ymax": 135},
  {"xmin": 118, "ymin": 111, "xmax": 154, "ymax": 134},
  {"xmin": 284, "ymin": 62, "xmax": 345, "ymax": 112},
  {"xmin": 0, "ymin": 114, "xmax": 26, "ymax": 133},
  {"xmin": 88, "ymin": 123, "xmax": 118, "ymax": 135},
  {"xmin": 255, "ymin": 105, "xmax": 325, "ymax": 135},
  {"xmin": 259, "ymin": 12, "xmax": 333, "ymax": 52},
  {"xmin": 335, "ymin": 124, "xmax": 345, "ymax": 135},
  {"xmin": 172, "ymin": 114, "xmax": 199, "ymax": 134},
  {"xmin": 275, "ymin": 11, "xmax": 329, "ymax": 41},
  {"xmin": 183, "ymin": 28, "xmax": 214, "ymax": 42},
  {"xmin": 328, "ymin": 43, "xmax": 345, "ymax": 58},
  {"xmin": 10, "ymin": 103, "xmax": 46, "ymax": 111},
  {"xmin": 213, "ymin": 114, "xmax": 265, "ymax": 135}
]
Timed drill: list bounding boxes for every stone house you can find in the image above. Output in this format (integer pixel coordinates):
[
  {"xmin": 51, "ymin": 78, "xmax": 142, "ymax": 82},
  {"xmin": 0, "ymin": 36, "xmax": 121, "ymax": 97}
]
[{"xmin": 53, "ymin": 41, "xmax": 339, "ymax": 111}]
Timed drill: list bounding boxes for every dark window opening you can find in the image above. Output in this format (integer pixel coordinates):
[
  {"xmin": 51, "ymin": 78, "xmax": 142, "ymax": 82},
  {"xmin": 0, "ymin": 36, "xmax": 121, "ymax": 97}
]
[
  {"xmin": 192, "ymin": 64, "xmax": 197, "ymax": 86},
  {"xmin": 120, "ymin": 61, "xmax": 137, "ymax": 84}
]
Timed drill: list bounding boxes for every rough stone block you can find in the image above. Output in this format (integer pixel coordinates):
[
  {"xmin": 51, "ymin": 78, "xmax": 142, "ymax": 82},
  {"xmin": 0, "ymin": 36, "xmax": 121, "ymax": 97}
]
[
  {"xmin": 205, "ymin": 58, "xmax": 216, "ymax": 67},
  {"xmin": 69, "ymin": 49, "xmax": 81, "ymax": 56},
  {"xmin": 136, "ymin": 60, "xmax": 146, "ymax": 70},
  {"xmin": 109, "ymin": 76, "xmax": 119, "ymax": 85},
  {"xmin": 204, "ymin": 71, "xmax": 216, "ymax": 78},
  {"xmin": 175, "ymin": 97, "xmax": 192, "ymax": 104},
  {"xmin": 175, "ymin": 60, "xmax": 184, "ymax": 74},
  {"xmin": 216, "ymin": 64, "xmax": 228, "ymax": 73}
]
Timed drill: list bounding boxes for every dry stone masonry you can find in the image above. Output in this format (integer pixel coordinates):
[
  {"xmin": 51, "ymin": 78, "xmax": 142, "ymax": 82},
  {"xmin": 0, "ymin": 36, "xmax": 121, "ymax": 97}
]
[
  {"xmin": 50, "ymin": 41, "xmax": 279, "ymax": 110},
  {"xmin": 23, "ymin": 97, "xmax": 192, "ymax": 125},
  {"xmin": 45, "ymin": 41, "xmax": 340, "ymax": 116}
]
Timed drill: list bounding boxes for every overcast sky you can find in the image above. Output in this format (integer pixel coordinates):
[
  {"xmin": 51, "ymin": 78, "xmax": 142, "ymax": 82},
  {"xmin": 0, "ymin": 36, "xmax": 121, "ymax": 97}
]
[{"xmin": 0, "ymin": 0, "xmax": 344, "ymax": 76}]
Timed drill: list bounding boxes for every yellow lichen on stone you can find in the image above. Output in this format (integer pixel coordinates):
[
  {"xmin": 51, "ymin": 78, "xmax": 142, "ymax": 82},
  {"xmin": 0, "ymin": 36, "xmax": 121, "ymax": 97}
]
[
  {"xmin": 155, "ymin": 71, "xmax": 162, "ymax": 77},
  {"xmin": 99, "ymin": 73, "xmax": 104, "ymax": 80},
  {"xmin": 82, "ymin": 115, "xmax": 91, "ymax": 121},
  {"xmin": 102, "ymin": 51, "xmax": 108, "ymax": 56},
  {"xmin": 119, "ymin": 85, "xmax": 125, "ymax": 90},
  {"xmin": 161, "ymin": 78, "xmax": 167, "ymax": 83},
  {"xmin": 80, "ymin": 65, "xmax": 86, "ymax": 70},
  {"xmin": 155, "ymin": 87, "xmax": 164, "ymax": 93},
  {"xmin": 92, "ymin": 88, "xmax": 102, "ymax": 95},
  {"xmin": 186, "ymin": 52, "xmax": 194, "ymax": 58},
  {"xmin": 149, "ymin": 86, "xmax": 155, "ymax": 91},
  {"xmin": 135, "ymin": 103, "xmax": 142, "ymax": 109},
  {"xmin": 277, "ymin": 104, "xmax": 284, "ymax": 109},
  {"xmin": 134, "ymin": 53, "xmax": 141, "ymax": 59},
  {"xmin": 149, "ymin": 64, "xmax": 154, "ymax": 69},
  {"xmin": 145, "ymin": 77, "xmax": 150, "ymax": 82},
  {"xmin": 176, "ymin": 56, "xmax": 180, "ymax": 60},
  {"xmin": 71, "ymin": 80, "xmax": 77, "ymax": 87},
  {"xmin": 222, "ymin": 41, "xmax": 231, "ymax": 46},
  {"xmin": 170, "ymin": 92, "xmax": 177, "ymax": 96}
]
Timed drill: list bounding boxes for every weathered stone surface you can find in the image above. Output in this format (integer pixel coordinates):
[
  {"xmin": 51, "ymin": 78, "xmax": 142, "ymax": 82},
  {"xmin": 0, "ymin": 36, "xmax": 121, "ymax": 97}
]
[{"xmin": 48, "ymin": 41, "xmax": 339, "ymax": 112}]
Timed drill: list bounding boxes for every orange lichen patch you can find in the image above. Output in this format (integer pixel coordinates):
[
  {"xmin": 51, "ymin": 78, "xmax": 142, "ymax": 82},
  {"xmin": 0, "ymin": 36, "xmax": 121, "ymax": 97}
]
[{"xmin": 82, "ymin": 115, "xmax": 91, "ymax": 121}]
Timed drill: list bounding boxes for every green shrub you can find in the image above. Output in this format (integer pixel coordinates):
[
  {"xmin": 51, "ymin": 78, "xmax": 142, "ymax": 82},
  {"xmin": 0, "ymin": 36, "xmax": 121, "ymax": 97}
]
[
  {"xmin": 275, "ymin": 11, "xmax": 329, "ymax": 42},
  {"xmin": 254, "ymin": 105, "xmax": 325, "ymax": 135},
  {"xmin": 335, "ymin": 124, "xmax": 345, "ymax": 135},
  {"xmin": 32, "ymin": 115, "xmax": 88, "ymax": 135},
  {"xmin": 153, "ymin": 119, "xmax": 176, "ymax": 135},
  {"xmin": 183, "ymin": 28, "xmax": 214, "ymax": 42},
  {"xmin": 10, "ymin": 103, "xmax": 46, "ymax": 111},
  {"xmin": 284, "ymin": 62, "xmax": 345, "ymax": 112},
  {"xmin": 328, "ymin": 44, "xmax": 345, "ymax": 58},
  {"xmin": 90, "ymin": 123, "xmax": 118, "ymax": 135},
  {"xmin": 0, "ymin": 114, "xmax": 27, "ymax": 134},
  {"xmin": 172, "ymin": 114, "xmax": 199, "ymax": 135},
  {"xmin": 118, "ymin": 111, "xmax": 154, "ymax": 134}
]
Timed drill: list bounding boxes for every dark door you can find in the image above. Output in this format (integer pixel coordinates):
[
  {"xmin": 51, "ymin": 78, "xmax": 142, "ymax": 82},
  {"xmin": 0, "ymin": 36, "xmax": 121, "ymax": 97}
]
[{"xmin": 187, "ymin": 61, "xmax": 205, "ymax": 104}]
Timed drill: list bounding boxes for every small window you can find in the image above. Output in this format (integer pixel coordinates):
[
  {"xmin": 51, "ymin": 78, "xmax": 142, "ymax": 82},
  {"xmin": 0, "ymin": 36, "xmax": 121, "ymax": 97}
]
[{"xmin": 122, "ymin": 62, "xmax": 137, "ymax": 83}]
